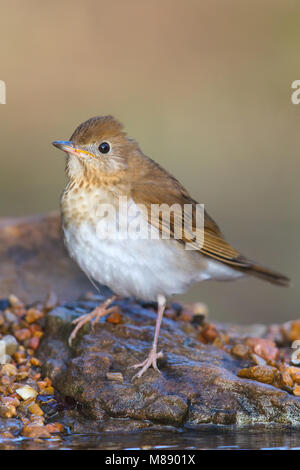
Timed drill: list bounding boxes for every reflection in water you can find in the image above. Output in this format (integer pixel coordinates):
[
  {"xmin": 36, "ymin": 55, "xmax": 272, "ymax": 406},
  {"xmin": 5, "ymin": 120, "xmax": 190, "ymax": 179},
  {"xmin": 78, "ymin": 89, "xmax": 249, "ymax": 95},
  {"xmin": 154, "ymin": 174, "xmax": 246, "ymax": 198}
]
[{"xmin": 1, "ymin": 425, "xmax": 300, "ymax": 450}]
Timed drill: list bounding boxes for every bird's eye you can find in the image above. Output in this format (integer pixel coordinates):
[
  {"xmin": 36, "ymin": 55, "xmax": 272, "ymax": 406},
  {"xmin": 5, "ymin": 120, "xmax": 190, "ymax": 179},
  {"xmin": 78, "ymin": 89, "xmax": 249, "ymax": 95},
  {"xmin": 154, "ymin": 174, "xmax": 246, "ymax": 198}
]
[{"xmin": 98, "ymin": 142, "xmax": 110, "ymax": 154}]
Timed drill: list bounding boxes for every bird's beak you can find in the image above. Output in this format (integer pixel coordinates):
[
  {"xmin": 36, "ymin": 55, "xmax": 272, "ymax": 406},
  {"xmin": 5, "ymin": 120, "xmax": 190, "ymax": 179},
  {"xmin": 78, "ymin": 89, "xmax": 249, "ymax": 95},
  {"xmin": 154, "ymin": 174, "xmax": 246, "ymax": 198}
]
[
  {"xmin": 52, "ymin": 140, "xmax": 77, "ymax": 155},
  {"xmin": 52, "ymin": 140, "xmax": 95, "ymax": 158}
]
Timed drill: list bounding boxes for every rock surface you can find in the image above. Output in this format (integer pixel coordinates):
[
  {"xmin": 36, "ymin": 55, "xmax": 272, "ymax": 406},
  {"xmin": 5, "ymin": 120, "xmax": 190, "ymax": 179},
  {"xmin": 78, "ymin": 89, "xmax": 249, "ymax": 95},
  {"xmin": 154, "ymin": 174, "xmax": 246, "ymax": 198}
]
[
  {"xmin": 38, "ymin": 294, "xmax": 300, "ymax": 432},
  {"xmin": 0, "ymin": 213, "xmax": 95, "ymax": 303},
  {"xmin": 1, "ymin": 213, "xmax": 299, "ymax": 434}
]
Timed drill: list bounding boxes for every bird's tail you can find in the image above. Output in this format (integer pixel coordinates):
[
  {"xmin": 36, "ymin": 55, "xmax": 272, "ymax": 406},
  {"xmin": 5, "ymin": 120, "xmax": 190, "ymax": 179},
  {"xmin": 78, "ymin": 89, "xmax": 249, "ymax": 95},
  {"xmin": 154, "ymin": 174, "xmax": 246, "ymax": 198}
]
[{"xmin": 244, "ymin": 262, "xmax": 290, "ymax": 287}]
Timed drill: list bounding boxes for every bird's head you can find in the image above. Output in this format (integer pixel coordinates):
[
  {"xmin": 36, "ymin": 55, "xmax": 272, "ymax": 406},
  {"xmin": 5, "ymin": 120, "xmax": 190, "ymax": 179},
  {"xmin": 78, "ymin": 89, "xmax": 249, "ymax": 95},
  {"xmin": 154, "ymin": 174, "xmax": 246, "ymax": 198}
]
[{"xmin": 52, "ymin": 115, "xmax": 139, "ymax": 182}]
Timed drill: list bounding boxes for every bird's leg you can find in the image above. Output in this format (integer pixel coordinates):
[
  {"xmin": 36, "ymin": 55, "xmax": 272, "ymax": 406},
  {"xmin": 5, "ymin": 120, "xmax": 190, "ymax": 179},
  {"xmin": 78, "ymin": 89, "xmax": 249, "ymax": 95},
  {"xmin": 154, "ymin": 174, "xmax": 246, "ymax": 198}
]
[
  {"xmin": 68, "ymin": 295, "xmax": 117, "ymax": 346},
  {"xmin": 131, "ymin": 294, "xmax": 166, "ymax": 380}
]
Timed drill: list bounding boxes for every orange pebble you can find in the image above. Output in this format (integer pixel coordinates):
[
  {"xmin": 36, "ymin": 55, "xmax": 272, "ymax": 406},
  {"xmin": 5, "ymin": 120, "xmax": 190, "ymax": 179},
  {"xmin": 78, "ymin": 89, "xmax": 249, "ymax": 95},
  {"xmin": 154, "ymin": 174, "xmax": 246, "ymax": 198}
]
[
  {"xmin": 15, "ymin": 328, "xmax": 31, "ymax": 342},
  {"xmin": 281, "ymin": 370, "xmax": 294, "ymax": 388},
  {"xmin": 45, "ymin": 422, "xmax": 64, "ymax": 433},
  {"xmin": 198, "ymin": 323, "xmax": 218, "ymax": 344},
  {"xmin": 28, "ymin": 336, "xmax": 40, "ymax": 350},
  {"xmin": 28, "ymin": 403, "xmax": 44, "ymax": 416},
  {"xmin": 25, "ymin": 309, "xmax": 43, "ymax": 324},
  {"xmin": 106, "ymin": 311, "xmax": 122, "ymax": 324},
  {"xmin": 30, "ymin": 357, "xmax": 42, "ymax": 367},
  {"xmin": 22, "ymin": 425, "xmax": 51, "ymax": 439}
]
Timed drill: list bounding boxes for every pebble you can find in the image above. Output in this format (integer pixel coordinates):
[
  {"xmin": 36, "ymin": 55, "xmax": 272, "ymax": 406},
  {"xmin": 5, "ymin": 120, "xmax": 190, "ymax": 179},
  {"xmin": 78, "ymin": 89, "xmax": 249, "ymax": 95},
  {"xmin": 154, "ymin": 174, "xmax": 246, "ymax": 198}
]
[
  {"xmin": 179, "ymin": 302, "xmax": 207, "ymax": 323},
  {"xmin": 286, "ymin": 366, "xmax": 300, "ymax": 384},
  {"xmin": 22, "ymin": 424, "xmax": 51, "ymax": 439},
  {"xmin": 45, "ymin": 422, "xmax": 64, "ymax": 433},
  {"xmin": 231, "ymin": 343, "xmax": 251, "ymax": 359},
  {"xmin": 30, "ymin": 357, "xmax": 42, "ymax": 367},
  {"xmin": 8, "ymin": 295, "xmax": 23, "ymax": 308},
  {"xmin": 4, "ymin": 311, "xmax": 17, "ymax": 324},
  {"xmin": 29, "ymin": 415, "xmax": 44, "ymax": 425},
  {"xmin": 1, "ymin": 396, "xmax": 20, "ymax": 407},
  {"xmin": 245, "ymin": 338, "xmax": 279, "ymax": 362},
  {"xmin": 1, "ymin": 335, "xmax": 18, "ymax": 355},
  {"xmin": 106, "ymin": 311, "xmax": 123, "ymax": 324},
  {"xmin": 1, "ymin": 363, "xmax": 17, "ymax": 376},
  {"xmin": 193, "ymin": 302, "xmax": 209, "ymax": 316},
  {"xmin": 0, "ymin": 299, "xmax": 10, "ymax": 311},
  {"xmin": 0, "ymin": 403, "xmax": 16, "ymax": 418},
  {"xmin": 14, "ymin": 328, "xmax": 31, "ymax": 342},
  {"xmin": 238, "ymin": 365, "xmax": 276, "ymax": 385},
  {"xmin": 0, "ymin": 431, "xmax": 14, "ymax": 439},
  {"xmin": 15, "ymin": 371, "xmax": 29, "ymax": 380},
  {"xmin": 16, "ymin": 385, "xmax": 38, "ymax": 400},
  {"xmin": 281, "ymin": 370, "xmax": 294, "ymax": 388},
  {"xmin": 289, "ymin": 321, "xmax": 300, "ymax": 342},
  {"xmin": 198, "ymin": 323, "xmax": 218, "ymax": 344},
  {"xmin": 39, "ymin": 386, "xmax": 54, "ymax": 395},
  {"xmin": 28, "ymin": 337, "xmax": 40, "ymax": 350},
  {"xmin": 250, "ymin": 353, "xmax": 267, "ymax": 366},
  {"xmin": 25, "ymin": 308, "xmax": 43, "ymax": 324},
  {"xmin": 106, "ymin": 372, "xmax": 124, "ymax": 383},
  {"xmin": 44, "ymin": 292, "xmax": 58, "ymax": 311},
  {"xmin": 1, "ymin": 354, "xmax": 12, "ymax": 364},
  {"xmin": 28, "ymin": 403, "xmax": 44, "ymax": 416}
]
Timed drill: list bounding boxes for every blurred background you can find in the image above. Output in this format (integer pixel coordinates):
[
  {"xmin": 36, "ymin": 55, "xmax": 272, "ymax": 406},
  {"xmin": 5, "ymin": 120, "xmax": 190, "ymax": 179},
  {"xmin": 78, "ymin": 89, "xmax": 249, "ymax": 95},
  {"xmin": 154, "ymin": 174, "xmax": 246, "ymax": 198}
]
[{"xmin": 0, "ymin": 0, "xmax": 298, "ymax": 324}]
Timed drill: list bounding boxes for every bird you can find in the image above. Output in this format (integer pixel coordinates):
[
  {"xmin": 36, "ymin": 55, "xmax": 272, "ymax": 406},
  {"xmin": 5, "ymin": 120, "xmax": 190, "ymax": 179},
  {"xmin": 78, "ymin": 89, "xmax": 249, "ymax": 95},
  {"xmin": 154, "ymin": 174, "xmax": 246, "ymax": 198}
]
[{"xmin": 52, "ymin": 115, "xmax": 290, "ymax": 380}]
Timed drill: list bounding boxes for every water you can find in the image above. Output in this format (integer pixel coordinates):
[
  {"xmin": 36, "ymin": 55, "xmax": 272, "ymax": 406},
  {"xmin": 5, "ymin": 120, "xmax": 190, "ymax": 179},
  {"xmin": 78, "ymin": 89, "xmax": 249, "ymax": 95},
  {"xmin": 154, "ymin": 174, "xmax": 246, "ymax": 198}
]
[{"xmin": 1, "ymin": 426, "xmax": 300, "ymax": 450}]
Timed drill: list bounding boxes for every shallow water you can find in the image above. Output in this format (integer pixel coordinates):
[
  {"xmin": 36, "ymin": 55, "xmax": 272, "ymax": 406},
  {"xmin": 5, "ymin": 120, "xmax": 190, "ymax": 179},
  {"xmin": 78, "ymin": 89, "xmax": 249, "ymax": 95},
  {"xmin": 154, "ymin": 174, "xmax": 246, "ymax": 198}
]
[{"xmin": 1, "ymin": 426, "xmax": 300, "ymax": 450}]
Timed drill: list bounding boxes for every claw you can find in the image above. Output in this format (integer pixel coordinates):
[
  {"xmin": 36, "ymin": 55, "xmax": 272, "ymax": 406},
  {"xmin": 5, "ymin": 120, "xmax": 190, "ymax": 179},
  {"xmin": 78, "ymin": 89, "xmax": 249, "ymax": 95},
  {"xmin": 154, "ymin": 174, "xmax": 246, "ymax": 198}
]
[
  {"xmin": 68, "ymin": 296, "xmax": 117, "ymax": 346},
  {"xmin": 131, "ymin": 350, "xmax": 163, "ymax": 380}
]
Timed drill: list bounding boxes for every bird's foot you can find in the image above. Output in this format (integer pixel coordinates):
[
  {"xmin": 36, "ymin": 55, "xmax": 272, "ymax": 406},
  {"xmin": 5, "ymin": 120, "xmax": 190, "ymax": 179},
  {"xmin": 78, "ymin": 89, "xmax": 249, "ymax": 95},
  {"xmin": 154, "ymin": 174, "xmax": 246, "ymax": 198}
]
[
  {"xmin": 131, "ymin": 349, "xmax": 163, "ymax": 380},
  {"xmin": 68, "ymin": 295, "xmax": 117, "ymax": 346}
]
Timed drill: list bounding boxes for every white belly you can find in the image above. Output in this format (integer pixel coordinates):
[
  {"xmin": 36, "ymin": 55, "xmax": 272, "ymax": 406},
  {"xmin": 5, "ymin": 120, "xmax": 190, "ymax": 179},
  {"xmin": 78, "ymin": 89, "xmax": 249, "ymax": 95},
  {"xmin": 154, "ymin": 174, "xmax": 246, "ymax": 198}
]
[{"xmin": 63, "ymin": 219, "xmax": 244, "ymax": 301}]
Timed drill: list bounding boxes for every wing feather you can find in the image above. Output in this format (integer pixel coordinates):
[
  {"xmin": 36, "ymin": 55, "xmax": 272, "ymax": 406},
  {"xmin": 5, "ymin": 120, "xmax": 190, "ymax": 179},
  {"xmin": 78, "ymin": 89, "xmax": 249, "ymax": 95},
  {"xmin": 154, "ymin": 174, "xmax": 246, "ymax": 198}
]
[
  {"xmin": 129, "ymin": 157, "xmax": 289, "ymax": 286},
  {"xmin": 131, "ymin": 179, "xmax": 248, "ymax": 267}
]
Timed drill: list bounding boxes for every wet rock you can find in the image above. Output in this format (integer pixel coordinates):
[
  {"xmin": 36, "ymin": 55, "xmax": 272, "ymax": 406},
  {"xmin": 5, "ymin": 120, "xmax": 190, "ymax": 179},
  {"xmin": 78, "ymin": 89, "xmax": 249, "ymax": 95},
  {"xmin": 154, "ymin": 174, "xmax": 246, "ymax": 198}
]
[
  {"xmin": 0, "ymin": 213, "xmax": 96, "ymax": 304},
  {"xmin": 16, "ymin": 385, "xmax": 38, "ymax": 400},
  {"xmin": 1, "ymin": 213, "xmax": 299, "ymax": 433},
  {"xmin": 0, "ymin": 403, "xmax": 17, "ymax": 418},
  {"xmin": 37, "ymin": 297, "xmax": 300, "ymax": 432},
  {"xmin": 0, "ymin": 417, "xmax": 23, "ymax": 435},
  {"xmin": 144, "ymin": 395, "xmax": 188, "ymax": 425},
  {"xmin": 0, "ymin": 300, "xmax": 10, "ymax": 311},
  {"xmin": 286, "ymin": 366, "xmax": 300, "ymax": 383},
  {"xmin": 1, "ymin": 335, "xmax": 18, "ymax": 356},
  {"xmin": 106, "ymin": 372, "xmax": 124, "ymax": 383},
  {"xmin": 238, "ymin": 365, "xmax": 276, "ymax": 384},
  {"xmin": 22, "ymin": 424, "xmax": 51, "ymax": 439},
  {"xmin": 245, "ymin": 338, "xmax": 279, "ymax": 362},
  {"xmin": 231, "ymin": 343, "xmax": 251, "ymax": 359}
]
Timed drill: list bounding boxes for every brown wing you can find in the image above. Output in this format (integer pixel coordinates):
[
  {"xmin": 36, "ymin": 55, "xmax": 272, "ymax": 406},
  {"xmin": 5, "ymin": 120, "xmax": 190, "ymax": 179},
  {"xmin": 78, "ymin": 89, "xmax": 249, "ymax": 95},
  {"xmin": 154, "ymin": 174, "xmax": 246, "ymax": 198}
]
[
  {"xmin": 130, "ymin": 158, "xmax": 289, "ymax": 286},
  {"xmin": 131, "ymin": 177, "xmax": 249, "ymax": 268}
]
